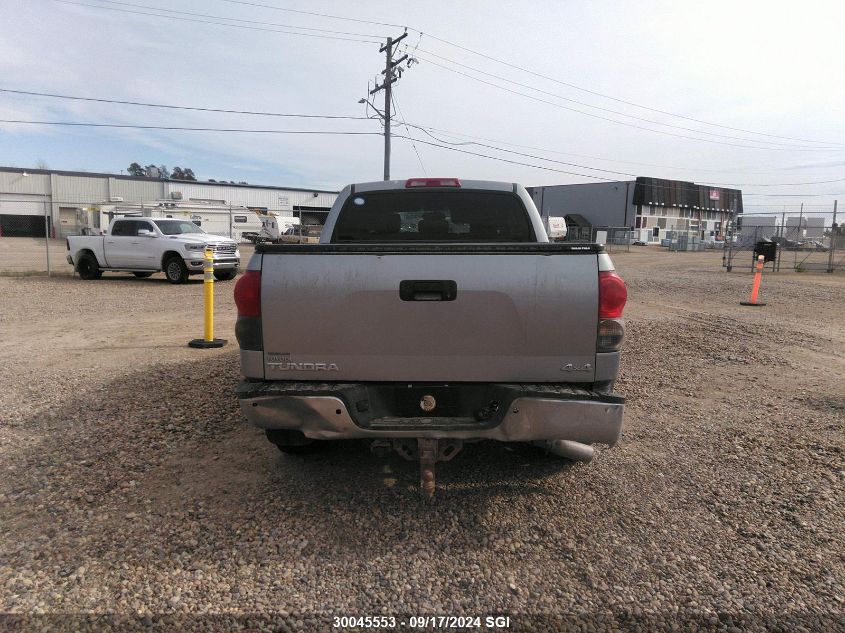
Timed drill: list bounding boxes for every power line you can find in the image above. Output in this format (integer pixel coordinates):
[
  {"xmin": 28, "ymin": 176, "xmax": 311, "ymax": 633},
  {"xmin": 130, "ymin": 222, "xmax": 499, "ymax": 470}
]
[
  {"xmin": 0, "ymin": 119, "xmax": 381, "ymax": 134},
  {"xmin": 414, "ymin": 55, "xmax": 845, "ymax": 153},
  {"xmin": 392, "ymin": 135, "xmax": 617, "ymax": 181},
  {"xmin": 699, "ymin": 176, "xmax": 845, "ymax": 187},
  {"xmin": 52, "ymin": 0, "xmax": 383, "ymax": 43},
  {"xmin": 389, "ymin": 121, "xmax": 838, "ymax": 176},
  {"xmin": 742, "ymin": 191, "xmax": 845, "ymax": 197},
  {"xmin": 394, "ymin": 135, "xmax": 845, "ymax": 198},
  {"xmin": 743, "ymin": 212, "xmax": 834, "ymax": 216},
  {"xmin": 410, "ymin": 126, "xmax": 636, "ymax": 177},
  {"xmin": 183, "ymin": 1, "xmax": 837, "ymax": 150},
  {"xmin": 83, "ymin": 0, "xmax": 389, "ymax": 38},
  {"xmin": 211, "ymin": 0, "xmax": 407, "ymax": 30},
  {"xmin": 391, "ymin": 91, "xmax": 426, "ymax": 176},
  {"xmin": 409, "ymin": 123, "xmax": 845, "ymax": 186},
  {"xmin": 109, "ymin": 0, "xmax": 837, "ymax": 150},
  {"xmin": 4, "ymin": 116, "xmax": 837, "ymax": 195},
  {"xmin": 413, "ymin": 48, "xmax": 844, "ymax": 150},
  {"xmin": 419, "ymin": 33, "xmax": 843, "ymax": 147},
  {"xmin": 0, "ymin": 88, "xmax": 370, "ymax": 120},
  {"xmin": 48, "ymin": 1, "xmax": 845, "ymax": 156},
  {"xmin": 7, "ymin": 85, "xmax": 841, "ymax": 181}
]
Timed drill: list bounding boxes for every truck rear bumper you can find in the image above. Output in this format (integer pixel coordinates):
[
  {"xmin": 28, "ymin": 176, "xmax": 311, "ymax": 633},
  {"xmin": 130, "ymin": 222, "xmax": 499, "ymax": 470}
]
[{"xmin": 236, "ymin": 381, "xmax": 624, "ymax": 446}]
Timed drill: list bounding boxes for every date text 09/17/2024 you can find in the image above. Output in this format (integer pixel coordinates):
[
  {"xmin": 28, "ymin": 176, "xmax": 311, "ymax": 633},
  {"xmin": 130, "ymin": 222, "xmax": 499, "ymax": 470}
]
[{"xmin": 332, "ymin": 615, "xmax": 512, "ymax": 629}]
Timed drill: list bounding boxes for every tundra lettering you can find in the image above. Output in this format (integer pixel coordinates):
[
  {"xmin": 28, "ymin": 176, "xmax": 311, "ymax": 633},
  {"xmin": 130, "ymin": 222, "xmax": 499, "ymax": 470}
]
[{"xmin": 269, "ymin": 362, "xmax": 340, "ymax": 371}]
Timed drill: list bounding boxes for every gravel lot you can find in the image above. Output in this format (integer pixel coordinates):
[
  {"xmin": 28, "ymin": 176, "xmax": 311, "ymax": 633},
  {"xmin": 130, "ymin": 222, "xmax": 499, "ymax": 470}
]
[{"xmin": 0, "ymin": 248, "xmax": 842, "ymax": 631}]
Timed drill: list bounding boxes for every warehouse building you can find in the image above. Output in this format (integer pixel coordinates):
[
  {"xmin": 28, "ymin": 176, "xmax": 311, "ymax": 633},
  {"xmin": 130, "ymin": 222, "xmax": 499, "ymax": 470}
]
[
  {"xmin": 0, "ymin": 166, "xmax": 338, "ymax": 240},
  {"xmin": 528, "ymin": 176, "xmax": 743, "ymax": 244}
]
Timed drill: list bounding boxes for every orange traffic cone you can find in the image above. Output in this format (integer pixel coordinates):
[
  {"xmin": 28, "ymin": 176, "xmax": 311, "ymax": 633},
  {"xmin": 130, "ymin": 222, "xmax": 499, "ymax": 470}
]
[{"xmin": 740, "ymin": 255, "xmax": 767, "ymax": 306}]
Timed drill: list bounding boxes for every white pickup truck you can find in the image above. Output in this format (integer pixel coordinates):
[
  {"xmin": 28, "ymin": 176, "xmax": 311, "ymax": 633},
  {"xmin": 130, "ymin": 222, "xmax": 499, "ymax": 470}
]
[
  {"xmin": 234, "ymin": 178, "xmax": 628, "ymax": 498},
  {"xmin": 66, "ymin": 217, "xmax": 240, "ymax": 283}
]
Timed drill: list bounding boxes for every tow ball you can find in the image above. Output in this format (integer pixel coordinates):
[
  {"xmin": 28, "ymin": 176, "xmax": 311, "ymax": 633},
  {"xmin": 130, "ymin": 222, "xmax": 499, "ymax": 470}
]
[{"xmin": 372, "ymin": 438, "xmax": 464, "ymax": 501}]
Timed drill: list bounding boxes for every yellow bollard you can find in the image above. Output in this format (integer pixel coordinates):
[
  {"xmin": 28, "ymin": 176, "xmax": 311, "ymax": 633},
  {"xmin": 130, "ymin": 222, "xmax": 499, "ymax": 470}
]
[{"xmin": 189, "ymin": 246, "xmax": 227, "ymax": 348}]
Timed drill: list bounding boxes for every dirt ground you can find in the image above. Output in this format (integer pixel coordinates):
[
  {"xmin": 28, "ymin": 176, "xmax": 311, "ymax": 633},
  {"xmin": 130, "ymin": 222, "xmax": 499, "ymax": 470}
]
[{"xmin": 0, "ymin": 246, "xmax": 842, "ymax": 631}]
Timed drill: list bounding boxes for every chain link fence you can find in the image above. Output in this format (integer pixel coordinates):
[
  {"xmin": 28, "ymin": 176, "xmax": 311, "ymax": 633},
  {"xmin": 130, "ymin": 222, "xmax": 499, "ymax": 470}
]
[{"xmin": 724, "ymin": 214, "xmax": 843, "ymax": 273}]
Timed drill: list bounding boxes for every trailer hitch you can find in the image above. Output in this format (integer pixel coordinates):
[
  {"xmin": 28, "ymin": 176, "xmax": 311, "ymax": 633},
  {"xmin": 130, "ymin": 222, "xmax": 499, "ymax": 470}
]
[{"xmin": 378, "ymin": 438, "xmax": 463, "ymax": 501}]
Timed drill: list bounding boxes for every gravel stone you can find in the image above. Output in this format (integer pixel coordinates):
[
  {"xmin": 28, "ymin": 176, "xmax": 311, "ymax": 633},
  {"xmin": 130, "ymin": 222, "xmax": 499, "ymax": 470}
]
[{"xmin": 0, "ymin": 249, "xmax": 843, "ymax": 631}]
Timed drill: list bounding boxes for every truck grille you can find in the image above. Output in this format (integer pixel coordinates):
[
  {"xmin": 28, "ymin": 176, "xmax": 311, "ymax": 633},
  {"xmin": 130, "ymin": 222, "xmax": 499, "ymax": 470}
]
[{"xmin": 211, "ymin": 244, "xmax": 236, "ymax": 254}]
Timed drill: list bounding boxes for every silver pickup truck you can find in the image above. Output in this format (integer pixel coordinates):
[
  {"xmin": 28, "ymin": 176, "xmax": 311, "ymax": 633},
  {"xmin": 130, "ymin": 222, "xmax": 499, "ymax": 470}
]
[{"xmin": 234, "ymin": 178, "xmax": 627, "ymax": 497}]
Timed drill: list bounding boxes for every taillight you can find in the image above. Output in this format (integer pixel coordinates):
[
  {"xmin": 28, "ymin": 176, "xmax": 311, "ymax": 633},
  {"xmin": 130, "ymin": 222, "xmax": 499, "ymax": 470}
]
[
  {"xmin": 598, "ymin": 320, "xmax": 625, "ymax": 351},
  {"xmin": 405, "ymin": 177, "xmax": 461, "ymax": 188},
  {"xmin": 234, "ymin": 270, "xmax": 262, "ymax": 351},
  {"xmin": 598, "ymin": 271, "xmax": 627, "ymax": 318},
  {"xmin": 234, "ymin": 270, "xmax": 261, "ymax": 317},
  {"xmin": 598, "ymin": 270, "xmax": 627, "ymax": 352}
]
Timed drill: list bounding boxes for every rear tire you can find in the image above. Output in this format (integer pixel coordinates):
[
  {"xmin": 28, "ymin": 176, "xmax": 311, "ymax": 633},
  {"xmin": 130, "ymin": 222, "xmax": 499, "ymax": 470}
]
[
  {"xmin": 133, "ymin": 272, "xmax": 154, "ymax": 278},
  {"xmin": 265, "ymin": 430, "xmax": 324, "ymax": 454},
  {"xmin": 213, "ymin": 269, "xmax": 238, "ymax": 281},
  {"xmin": 164, "ymin": 256, "xmax": 189, "ymax": 284},
  {"xmin": 77, "ymin": 253, "xmax": 102, "ymax": 280}
]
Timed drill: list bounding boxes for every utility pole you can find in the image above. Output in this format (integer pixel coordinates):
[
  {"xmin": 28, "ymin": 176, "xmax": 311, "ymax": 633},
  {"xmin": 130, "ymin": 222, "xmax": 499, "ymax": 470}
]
[
  {"xmin": 828, "ymin": 200, "xmax": 838, "ymax": 273},
  {"xmin": 369, "ymin": 32, "xmax": 409, "ymax": 180}
]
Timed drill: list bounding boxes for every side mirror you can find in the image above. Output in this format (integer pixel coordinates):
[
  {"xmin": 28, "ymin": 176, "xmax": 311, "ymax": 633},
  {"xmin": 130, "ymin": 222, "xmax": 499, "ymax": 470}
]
[{"xmin": 138, "ymin": 229, "xmax": 156, "ymax": 237}]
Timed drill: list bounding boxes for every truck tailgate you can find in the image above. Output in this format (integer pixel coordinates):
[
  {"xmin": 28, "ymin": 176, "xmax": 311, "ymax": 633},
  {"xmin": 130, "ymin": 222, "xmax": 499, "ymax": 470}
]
[{"xmin": 259, "ymin": 244, "xmax": 600, "ymax": 383}]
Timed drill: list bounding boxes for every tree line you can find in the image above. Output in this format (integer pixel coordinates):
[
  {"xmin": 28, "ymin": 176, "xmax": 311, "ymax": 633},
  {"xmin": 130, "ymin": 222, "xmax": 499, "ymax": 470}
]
[
  {"xmin": 126, "ymin": 163, "xmax": 247, "ymax": 185},
  {"xmin": 127, "ymin": 163, "xmax": 196, "ymax": 180}
]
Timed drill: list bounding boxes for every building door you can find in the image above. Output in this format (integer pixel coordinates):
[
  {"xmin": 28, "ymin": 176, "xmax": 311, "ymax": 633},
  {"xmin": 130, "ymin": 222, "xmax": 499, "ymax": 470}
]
[{"xmin": 58, "ymin": 207, "xmax": 79, "ymax": 238}]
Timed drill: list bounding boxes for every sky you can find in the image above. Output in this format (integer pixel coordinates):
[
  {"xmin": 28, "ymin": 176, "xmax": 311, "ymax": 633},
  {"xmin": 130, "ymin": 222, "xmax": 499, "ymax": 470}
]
[{"xmin": 1, "ymin": 0, "xmax": 844, "ymax": 214}]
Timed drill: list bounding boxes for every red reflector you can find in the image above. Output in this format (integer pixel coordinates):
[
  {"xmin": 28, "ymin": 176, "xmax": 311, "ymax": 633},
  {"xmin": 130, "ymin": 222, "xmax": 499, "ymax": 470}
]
[
  {"xmin": 599, "ymin": 271, "xmax": 627, "ymax": 318},
  {"xmin": 234, "ymin": 270, "xmax": 261, "ymax": 318},
  {"xmin": 405, "ymin": 177, "xmax": 461, "ymax": 188}
]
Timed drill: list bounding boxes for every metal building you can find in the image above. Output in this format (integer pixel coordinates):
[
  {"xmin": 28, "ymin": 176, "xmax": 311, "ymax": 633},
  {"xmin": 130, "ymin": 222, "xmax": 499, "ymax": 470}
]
[
  {"xmin": 0, "ymin": 166, "xmax": 338, "ymax": 239},
  {"xmin": 528, "ymin": 176, "xmax": 743, "ymax": 244}
]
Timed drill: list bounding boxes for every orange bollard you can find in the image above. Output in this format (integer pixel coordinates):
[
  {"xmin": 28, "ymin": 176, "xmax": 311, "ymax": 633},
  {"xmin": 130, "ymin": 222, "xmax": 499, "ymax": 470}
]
[{"xmin": 740, "ymin": 255, "xmax": 767, "ymax": 306}]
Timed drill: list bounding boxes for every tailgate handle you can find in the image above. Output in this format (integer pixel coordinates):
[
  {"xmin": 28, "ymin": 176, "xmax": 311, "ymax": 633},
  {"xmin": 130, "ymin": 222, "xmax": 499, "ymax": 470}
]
[{"xmin": 400, "ymin": 280, "xmax": 457, "ymax": 301}]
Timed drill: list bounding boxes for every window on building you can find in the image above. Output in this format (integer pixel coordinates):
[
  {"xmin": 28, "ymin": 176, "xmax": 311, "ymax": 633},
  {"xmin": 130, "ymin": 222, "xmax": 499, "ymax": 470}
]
[
  {"xmin": 635, "ymin": 217, "xmax": 642, "ymax": 228},
  {"xmin": 657, "ymin": 218, "xmax": 667, "ymax": 229},
  {"xmin": 649, "ymin": 206, "xmax": 656, "ymax": 216},
  {"xmin": 234, "ymin": 215, "xmax": 248, "ymax": 223},
  {"xmin": 652, "ymin": 226, "xmax": 660, "ymax": 237}
]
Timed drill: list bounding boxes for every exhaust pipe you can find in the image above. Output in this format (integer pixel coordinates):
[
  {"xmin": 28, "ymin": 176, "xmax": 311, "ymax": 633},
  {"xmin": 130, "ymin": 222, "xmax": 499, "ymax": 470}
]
[{"xmin": 543, "ymin": 440, "xmax": 595, "ymax": 462}]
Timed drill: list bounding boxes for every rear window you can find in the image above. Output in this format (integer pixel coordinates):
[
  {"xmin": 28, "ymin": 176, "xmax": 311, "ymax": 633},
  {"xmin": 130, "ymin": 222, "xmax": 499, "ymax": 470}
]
[{"xmin": 331, "ymin": 190, "xmax": 534, "ymax": 242}]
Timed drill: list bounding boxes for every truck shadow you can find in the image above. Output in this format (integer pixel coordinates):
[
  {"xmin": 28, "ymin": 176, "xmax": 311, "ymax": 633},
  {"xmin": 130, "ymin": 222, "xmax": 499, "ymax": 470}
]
[
  {"xmin": 6, "ymin": 354, "xmax": 596, "ymax": 569},
  {"xmin": 92, "ymin": 274, "xmax": 208, "ymax": 284}
]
